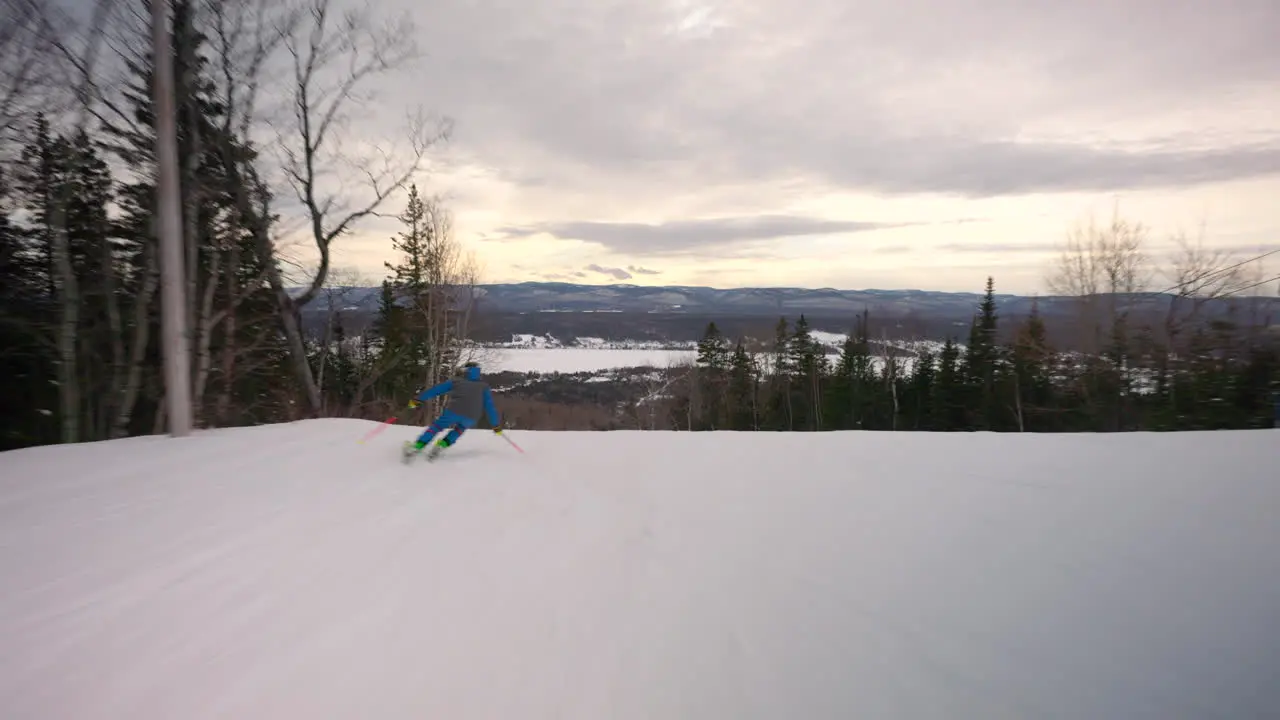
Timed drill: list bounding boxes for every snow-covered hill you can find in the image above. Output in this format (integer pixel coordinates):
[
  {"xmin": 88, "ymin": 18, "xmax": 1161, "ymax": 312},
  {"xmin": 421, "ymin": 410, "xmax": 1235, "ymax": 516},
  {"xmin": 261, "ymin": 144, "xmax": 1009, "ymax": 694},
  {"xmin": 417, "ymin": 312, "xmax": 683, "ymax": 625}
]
[
  {"xmin": 295, "ymin": 281, "xmax": 1280, "ymax": 320},
  {"xmin": 2, "ymin": 422, "xmax": 1277, "ymax": 718}
]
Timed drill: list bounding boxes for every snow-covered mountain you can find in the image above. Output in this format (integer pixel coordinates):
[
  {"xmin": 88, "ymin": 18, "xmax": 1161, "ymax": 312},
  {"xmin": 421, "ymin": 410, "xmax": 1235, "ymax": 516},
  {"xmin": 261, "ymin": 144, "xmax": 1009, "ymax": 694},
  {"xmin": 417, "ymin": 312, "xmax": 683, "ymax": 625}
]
[{"xmin": 296, "ymin": 280, "xmax": 1277, "ymax": 319}]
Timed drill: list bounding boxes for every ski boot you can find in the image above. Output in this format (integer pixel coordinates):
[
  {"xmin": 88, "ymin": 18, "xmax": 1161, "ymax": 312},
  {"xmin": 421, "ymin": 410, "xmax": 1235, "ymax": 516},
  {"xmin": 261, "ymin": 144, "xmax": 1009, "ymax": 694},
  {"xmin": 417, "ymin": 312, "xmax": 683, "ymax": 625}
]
[
  {"xmin": 402, "ymin": 439, "xmax": 427, "ymax": 464},
  {"xmin": 424, "ymin": 436, "xmax": 453, "ymax": 462}
]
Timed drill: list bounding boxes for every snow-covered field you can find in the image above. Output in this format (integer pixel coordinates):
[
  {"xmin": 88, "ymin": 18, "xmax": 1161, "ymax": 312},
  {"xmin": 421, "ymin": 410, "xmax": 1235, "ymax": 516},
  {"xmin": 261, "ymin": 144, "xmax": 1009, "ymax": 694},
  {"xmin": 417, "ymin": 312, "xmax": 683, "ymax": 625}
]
[
  {"xmin": 482, "ymin": 334, "xmax": 696, "ymax": 373},
  {"xmin": 2, "ymin": 423, "xmax": 1278, "ymax": 718},
  {"xmin": 489, "ymin": 347, "xmax": 696, "ymax": 373},
  {"xmin": 480, "ymin": 333, "xmax": 944, "ymax": 374}
]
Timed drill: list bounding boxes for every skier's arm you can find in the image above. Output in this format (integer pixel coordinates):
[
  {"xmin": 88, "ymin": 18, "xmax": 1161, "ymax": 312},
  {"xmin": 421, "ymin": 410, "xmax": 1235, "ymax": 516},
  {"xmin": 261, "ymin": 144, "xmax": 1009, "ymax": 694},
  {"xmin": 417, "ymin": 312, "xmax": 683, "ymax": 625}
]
[
  {"xmin": 482, "ymin": 386, "xmax": 501, "ymax": 428},
  {"xmin": 412, "ymin": 380, "xmax": 453, "ymax": 405}
]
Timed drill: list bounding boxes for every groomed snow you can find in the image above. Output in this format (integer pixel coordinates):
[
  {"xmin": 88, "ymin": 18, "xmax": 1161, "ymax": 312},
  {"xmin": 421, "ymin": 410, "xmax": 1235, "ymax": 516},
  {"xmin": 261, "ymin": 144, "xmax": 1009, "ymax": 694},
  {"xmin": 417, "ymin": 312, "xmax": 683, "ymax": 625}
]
[{"xmin": 1, "ymin": 422, "xmax": 1278, "ymax": 718}]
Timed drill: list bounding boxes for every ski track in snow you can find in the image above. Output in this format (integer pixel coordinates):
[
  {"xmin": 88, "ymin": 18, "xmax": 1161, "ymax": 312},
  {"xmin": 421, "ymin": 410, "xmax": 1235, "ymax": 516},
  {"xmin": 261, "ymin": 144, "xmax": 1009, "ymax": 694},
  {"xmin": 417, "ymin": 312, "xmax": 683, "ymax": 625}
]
[{"xmin": 1, "ymin": 421, "xmax": 1279, "ymax": 719}]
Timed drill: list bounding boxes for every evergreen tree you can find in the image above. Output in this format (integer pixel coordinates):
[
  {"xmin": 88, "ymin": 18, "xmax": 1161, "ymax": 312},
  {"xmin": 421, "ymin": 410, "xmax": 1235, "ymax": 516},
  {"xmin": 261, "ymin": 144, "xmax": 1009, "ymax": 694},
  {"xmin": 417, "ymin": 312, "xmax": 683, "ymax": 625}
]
[
  {"xmin": 906, "ymin": 348, "xmax": 936, "ymax": 430},
  {"xmin": 694, "ymin": 321, "xmax": 731, "ymax": 428},
  {"xmin": 12, "ymin": 114, "xmax": 60, "ymax": 298},
  {"xmin": 382, "ymin": 184, "xmax": 433, "ymax": 390},
  {"xmin": 786, "ymin": 315, "xmax": 826, "ymax": 430},
  {"xmin": 764, "ymin": 317, "xmax": 793, "ymax": 430},
  {"xmin": 1009, "ymin": 301, "xmax": 1054, "ymax": 431},
  {"xmin": 961, "ymin": 276, "xmax": 1002, "ymax": 430},
  {"xmin": 726, "ymin": 340, "xmax": 759, "ymax": 430},
  {"xmin": 695, "ymin": 321, "xmax": 730, "ymax": 370},
  {"xmin": 933, "ymin": 337, "xmax": 964, "ymax": 430},
  {"xmin": 0, "ymin": 164, "xmax": 58, "ymax": 449},
  {"xmin": 376, "ymin": 184, "xmax": 467, "ymax": 416},
  {"xmin": 827, "ymin": 310, "xmax": 876, "ymax": 429}
]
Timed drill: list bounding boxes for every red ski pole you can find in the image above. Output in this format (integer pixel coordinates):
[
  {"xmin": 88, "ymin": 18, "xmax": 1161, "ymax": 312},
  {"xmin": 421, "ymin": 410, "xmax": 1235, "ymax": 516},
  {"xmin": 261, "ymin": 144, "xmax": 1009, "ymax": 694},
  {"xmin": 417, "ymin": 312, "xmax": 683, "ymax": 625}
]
[
  {"xmin": 358, "ymin": 416, "xmax": 397, "ymax": 444},
  {"xmin": 497, "ymin": 430, "xmax": 524, "ymax": 454}
]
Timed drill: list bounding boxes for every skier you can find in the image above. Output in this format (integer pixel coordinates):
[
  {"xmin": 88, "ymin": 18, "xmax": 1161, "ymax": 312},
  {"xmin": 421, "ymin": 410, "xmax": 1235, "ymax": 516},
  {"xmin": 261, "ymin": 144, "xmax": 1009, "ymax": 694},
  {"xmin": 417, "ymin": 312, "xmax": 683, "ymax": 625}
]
[{"xmin": 403, "ymin": 361, "xmax": 504, "ymax": 461}]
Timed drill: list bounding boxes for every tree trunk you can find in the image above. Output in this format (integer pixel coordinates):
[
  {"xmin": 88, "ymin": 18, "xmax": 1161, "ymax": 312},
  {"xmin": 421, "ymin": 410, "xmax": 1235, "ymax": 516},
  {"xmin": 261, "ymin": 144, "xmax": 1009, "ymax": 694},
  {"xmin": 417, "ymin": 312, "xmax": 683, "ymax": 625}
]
[
  {"xmin": 248, "ymin": 205, "xmax": 322, "ymax": 415},
  {"xmin": 49, "ymin": 201, "xmax": 80, "ymax": 443},
  {"xmin": 214, "ymin": 244, "xmax": 240, "ymax": 425},
  {"xmin": 111, "ymin": 241, "xmax": 158, "ymax": 438},
  {"xmin": 103, "ymin": 221, "xmax": 125, "ymax": 432},
  {"xmin": 316, "ymin": 295, "xmax": 335, "ymax": 414},
  {"xmin": 1013, "ymin": 371, "xmax": 1025, "ymax": 432},
  {"xmin": 178, "ymin": 7, "xmax": 202, "ymax": 412},
  {"xmin": 191, "ymin": 249, "xmax": 222, "ymax": 425}
]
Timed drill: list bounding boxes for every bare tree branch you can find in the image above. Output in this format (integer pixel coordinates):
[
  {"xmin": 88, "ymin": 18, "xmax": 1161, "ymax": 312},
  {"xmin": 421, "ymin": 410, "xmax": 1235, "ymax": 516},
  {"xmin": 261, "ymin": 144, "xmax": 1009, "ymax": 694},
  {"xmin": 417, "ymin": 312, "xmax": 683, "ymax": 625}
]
[
  {"xmin": 253, "ymin": 0, "xmax": 451, "ymax": 415},
  {"xmin": 273, "ymin": 0, "xmax": 451, "ymax": 309}
]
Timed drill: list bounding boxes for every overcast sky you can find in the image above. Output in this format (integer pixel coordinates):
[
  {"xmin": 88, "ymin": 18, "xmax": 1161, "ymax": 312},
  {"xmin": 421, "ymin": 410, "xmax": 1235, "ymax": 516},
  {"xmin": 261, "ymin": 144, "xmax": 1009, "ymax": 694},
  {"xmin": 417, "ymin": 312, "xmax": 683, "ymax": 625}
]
[{"xmin": 303, "ymin": 0, "xmax": 1279, "ymax": 293}]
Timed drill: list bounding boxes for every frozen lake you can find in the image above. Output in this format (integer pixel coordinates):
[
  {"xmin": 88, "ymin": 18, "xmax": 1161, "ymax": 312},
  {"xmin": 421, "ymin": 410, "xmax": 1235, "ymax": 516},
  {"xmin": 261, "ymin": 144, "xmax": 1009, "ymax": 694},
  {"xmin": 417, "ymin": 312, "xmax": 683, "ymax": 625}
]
[{"xmin": 485, "ymin": 347, "xmax": 697, "ymax": 374}]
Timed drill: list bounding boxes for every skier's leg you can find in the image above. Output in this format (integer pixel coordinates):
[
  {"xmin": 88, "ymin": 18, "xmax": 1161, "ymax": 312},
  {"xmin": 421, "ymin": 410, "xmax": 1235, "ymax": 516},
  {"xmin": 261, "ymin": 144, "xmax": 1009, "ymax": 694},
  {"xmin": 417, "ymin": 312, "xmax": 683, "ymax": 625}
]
[
  {"xmin": 414, "ymin": 413, "xmax": 449, "ymax": 448},
  {"xmin": 427, "ymin": 424, "xmax": 462, "ymax": 460},
  {"xmin": 433, "ymin": 414, "xmax": 475, "ymax": 449},
  {"xmin": 442, "ymin": 423, "xmax": 467, "ymax": 446}
]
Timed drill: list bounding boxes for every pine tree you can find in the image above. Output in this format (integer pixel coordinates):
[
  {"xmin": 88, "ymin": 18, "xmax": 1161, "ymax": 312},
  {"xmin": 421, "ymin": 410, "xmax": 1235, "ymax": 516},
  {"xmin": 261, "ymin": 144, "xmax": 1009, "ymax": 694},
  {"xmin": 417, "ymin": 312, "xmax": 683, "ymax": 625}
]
[
  {"xmin": 764, "ymin": 317, "xmax": 793, "ymax": 430},
  {"xmin": 94, "ymin": 0, "xmax": 289, "ymax": 432},
  {"xmin": 906, "ymin": 348, "xmax": 936, "ymax": 430},
  {"xmin": 827, "ymin": 310, "xmax": 876, "ymax": 429},
  {"xmin": 727, "ymin": 340, "xmax": 758, "ymax": 430},
  {"xmin": 694, "ymin": 321, "xmax": 731, "ymax": 429},
  {"xmin": 370, "ymin": 278, "xmax": 412, "ymax": 406},
  {"xmin": 12, "ymin": 114, "xmax": 60, "ymax": 299},
  {"xmin": 0, "ymin": 164, "xmax": 58, "ymax": 449},
  {"xmin": 377, "ymin": 185, "xmax": 466, "ymax": 416},
  {"xmin": 695, "ymin": 321, "xmax": 730, "ymax": 370},
  {"xmin": 787, "ymin": 315, "xmax": 826, "ymax": 430},
  {"xmin": 933, "ymin": 337, "xmax": 964, "ymax": 430},
  {"xmin": 961, "ymin": 276, "xmax": 1002, "ymax": 430},
  {"xmin": 1009, "ymin": 300, "xmax": 1054, "ymax": 431}
]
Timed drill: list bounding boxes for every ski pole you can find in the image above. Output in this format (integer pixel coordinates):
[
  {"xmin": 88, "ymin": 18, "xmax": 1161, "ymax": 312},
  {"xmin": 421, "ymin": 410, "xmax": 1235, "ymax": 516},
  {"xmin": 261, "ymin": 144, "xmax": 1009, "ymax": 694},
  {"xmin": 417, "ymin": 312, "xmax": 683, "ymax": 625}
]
[
  {"xmin": 358, "ymin": 416, "xmax": 397, "ymax": 444},
  {"xmin": 497, "ymin": 430, "xmax": 524, "ymax": 454}
]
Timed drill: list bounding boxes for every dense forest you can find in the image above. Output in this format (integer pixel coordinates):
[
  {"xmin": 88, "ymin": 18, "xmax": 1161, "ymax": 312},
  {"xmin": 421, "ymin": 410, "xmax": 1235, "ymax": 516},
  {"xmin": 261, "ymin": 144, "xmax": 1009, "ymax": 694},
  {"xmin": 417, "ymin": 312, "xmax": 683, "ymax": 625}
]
[
  {"xmin": 0, "ymin": 0, "xmax": 472, "ymax": 450},
  {"xmin": 1, "ymin": 0, "xmax": 1276, "ymax": 452},
  {"xmin": 659, "ymin": 271, "xmax": 1279, "ymax": 433}
]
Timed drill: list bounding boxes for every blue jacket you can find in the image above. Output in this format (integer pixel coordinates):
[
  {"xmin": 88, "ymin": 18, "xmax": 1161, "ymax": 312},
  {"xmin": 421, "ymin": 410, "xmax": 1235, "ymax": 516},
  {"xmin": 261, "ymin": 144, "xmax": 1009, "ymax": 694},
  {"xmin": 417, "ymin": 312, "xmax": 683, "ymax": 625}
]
[{"xmin": 416, "ymin": 366, "xmax": 500, "ymax": 426}]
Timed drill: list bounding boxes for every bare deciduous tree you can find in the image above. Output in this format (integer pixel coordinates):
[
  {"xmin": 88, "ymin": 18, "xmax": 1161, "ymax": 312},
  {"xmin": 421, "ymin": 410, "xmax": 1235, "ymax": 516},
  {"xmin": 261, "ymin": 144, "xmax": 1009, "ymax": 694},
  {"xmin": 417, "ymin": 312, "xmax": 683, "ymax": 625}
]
[
  {"xmin": 1162, "ymin": 230, "xmax": 1270, "ymax": 345},
  {"xmin": 1047, "ymin": 208, "xmax": 1152, "ymax": 350},
  {"xmin": 259, "ymin": 0, "xmax": 453, "ymax": 415},
  {"xmin": 414, "ymin": 193, "xmax": 488, "ymax": 387},
  {"xmin": 1045, "ymin": 207, "xmax": 1153, "ymax": 429},
  {"xmin": 0, "ymin": 0, "xmax": 63, "ymax": 146}
]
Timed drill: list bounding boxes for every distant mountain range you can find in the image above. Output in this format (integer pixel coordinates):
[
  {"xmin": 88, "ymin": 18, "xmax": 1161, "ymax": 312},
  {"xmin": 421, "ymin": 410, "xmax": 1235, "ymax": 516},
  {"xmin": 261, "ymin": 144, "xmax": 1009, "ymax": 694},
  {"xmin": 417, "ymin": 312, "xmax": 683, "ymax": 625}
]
[
  {"xmin": 295, "ymin": 280, "xmax": 1276, "ymax": 319},
  {"xmin": 291, "ymin": 281, "xmax": 1277, "ymax": 346}
]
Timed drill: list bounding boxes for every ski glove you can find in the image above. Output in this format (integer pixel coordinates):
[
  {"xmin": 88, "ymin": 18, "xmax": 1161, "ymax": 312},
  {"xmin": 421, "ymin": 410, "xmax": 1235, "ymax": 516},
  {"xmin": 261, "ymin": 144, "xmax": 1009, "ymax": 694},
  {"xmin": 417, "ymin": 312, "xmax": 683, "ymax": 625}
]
[{"xmin": 408, "ymin": 398, "xmax": 421, "ymax": 410}]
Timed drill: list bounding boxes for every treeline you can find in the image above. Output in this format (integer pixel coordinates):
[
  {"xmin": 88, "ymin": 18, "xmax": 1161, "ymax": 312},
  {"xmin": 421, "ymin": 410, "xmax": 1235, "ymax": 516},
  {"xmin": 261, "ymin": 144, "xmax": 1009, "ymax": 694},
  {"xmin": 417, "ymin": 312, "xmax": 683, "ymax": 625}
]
[
  {"xmin": 661, "ymin": 271, "xmax": 1278, "ymax": 433},
  {"xmin": 0, "ymin": 0, "xmax": 462, "ymax": 450}
]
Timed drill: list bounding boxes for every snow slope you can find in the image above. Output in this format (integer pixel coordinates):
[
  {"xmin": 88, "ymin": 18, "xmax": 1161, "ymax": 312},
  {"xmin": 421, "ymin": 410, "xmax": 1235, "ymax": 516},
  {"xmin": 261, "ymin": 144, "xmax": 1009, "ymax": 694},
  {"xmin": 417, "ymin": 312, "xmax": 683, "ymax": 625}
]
[{"xmin": 1, "ymin": 422, "xmax": 1278, "ymax": 719}]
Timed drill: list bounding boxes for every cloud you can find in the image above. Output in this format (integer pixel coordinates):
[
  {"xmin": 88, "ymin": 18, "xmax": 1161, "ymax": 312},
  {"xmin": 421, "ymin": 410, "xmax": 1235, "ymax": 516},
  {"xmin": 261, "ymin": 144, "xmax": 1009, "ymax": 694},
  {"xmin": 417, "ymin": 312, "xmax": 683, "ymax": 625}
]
[
  {"xmin": 937, "ymin": 242, "xmax": 1057, "ymax": 254},
  {"xmin": 1215, "ymin": 242, "xmax": 1280, "ymax": 256},
  {"xmin": 396, "ymin": 0, "xmax": 1280, "ymax": 202},
  {"xmin": 628, "ymin": 265, "xmax": 661, "ymax": 275},
  {"xmin": 497, "ymin": 214, "xmax": 910, "ymax": 254},
  {"xmin": 311, "ymin": 0, "xmax": 1280, "ymax": 294},
  {"xmin": 585, "ymin": 264, "xmax": 633, "ymax": 280}
]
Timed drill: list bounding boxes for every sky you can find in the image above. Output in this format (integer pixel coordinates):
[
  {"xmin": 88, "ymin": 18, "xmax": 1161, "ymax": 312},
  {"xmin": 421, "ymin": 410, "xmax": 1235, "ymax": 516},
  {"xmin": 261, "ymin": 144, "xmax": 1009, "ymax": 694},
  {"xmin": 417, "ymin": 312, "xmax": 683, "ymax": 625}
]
[{"xmin": 252, "ymin": 0, "xmax": 1280, "ymax": 293}]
